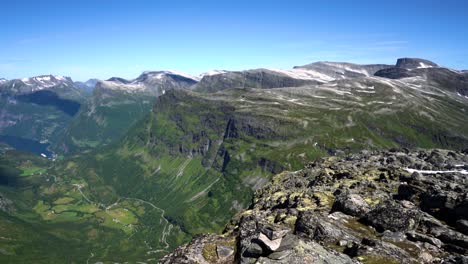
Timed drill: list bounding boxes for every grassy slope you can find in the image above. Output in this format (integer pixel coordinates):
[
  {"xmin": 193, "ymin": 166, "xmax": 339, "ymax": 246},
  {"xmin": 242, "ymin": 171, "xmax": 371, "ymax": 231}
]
[{"xmin": 0, "ymin": 152, "xmax": 186, "ymax": 263}]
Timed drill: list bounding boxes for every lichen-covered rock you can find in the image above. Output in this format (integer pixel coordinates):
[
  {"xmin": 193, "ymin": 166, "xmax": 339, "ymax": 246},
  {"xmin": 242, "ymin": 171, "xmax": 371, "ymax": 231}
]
[
  {"xmin": 331, "ymin": 192, "xmax": 370, "ymax": 217},
  {"xmin": 217, "ymin": 245, "xmax": 234, "ymax": 260},
  {"xmin": 163, "ymin": 149, "xmax": 468, "ymax": 263},
  {"xmin": 362, "ymin": 201, "xmax": 421, "ymax": 232}
]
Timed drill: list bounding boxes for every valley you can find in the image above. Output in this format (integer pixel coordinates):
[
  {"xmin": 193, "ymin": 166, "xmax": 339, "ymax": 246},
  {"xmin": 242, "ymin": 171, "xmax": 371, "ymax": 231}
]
[{"xmin": 0, "ymin": 58, "xmax": 468, "ymax": 263}]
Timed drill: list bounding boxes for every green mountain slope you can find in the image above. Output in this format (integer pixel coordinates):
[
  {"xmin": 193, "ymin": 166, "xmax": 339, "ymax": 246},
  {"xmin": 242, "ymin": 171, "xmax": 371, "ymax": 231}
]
[
  {"xmin": 0, "ymin": 151, "xmax": 188, "ymax": 263},
  {"xmin": 52, "ymin": 71, "xmax": 198, "ymax": 154},
  {"xmin": 50, "ymin": 69, "xmax": 468, "ymax": 261},
  {"xmin": 52, "ymin": 87, "xmax": 156, "ymax": 153}
]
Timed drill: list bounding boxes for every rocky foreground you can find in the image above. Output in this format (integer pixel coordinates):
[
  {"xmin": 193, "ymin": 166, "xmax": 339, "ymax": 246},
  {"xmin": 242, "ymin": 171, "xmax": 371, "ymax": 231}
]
[{"xmin": 162, "ymin": 149, "xmax": 468, "ymax": 263}]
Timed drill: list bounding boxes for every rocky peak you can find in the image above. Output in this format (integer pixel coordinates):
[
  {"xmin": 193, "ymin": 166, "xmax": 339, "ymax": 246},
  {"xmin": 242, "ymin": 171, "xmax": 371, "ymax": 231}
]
[
  {"xmin": 83, "ymin": 78, "xmax": 99, "ymax": 87},
  {"xmin": 137, "ymin": 70, "xmax": 200, "ymax": 83},
  {"xmin": 373, "ymin": 58, "xmax": 468, "ymax": 95},
  {"xmin": 21, "ymin": 74, "xmax": 74, "ymax": 86},
  {"xmin": 95, "ymin": 70, "xmax": 198, "ymax": 94},
  {"xmin": 0, "ymin": 74, "xmax": 82, "ymax": 96},
  {"xmin": 395, "ymin": 58, "xmax": 439, "ymax": 69},
  {"xmin": 199, "ymin": 70, "xmax": 228, "ymax": 78},
  {"xmin": 74, "ymin": 78, "xmax": 99, "ymax": 94},
  {"xmin": 163, "ymin": 149, "xmax": 468, "ymax": 263},
  {"xmin": 105, "ymin": 77, "xmax": 131, "ymax": 84}
]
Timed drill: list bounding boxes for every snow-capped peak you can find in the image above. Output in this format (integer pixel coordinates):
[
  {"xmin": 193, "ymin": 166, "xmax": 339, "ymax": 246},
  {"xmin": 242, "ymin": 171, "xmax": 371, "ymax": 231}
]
[
  {"xmin": 98, "ymin": 70, "xmax": 199, "ymax": 93},
  {"xmin": 19, "ymin": 75, "xmax": 72, "ymax": 91},
  {"xmin": 21, "ymin": 75, "xmax": 69, "ymax": 83},
  {"xmin": 98, "ymin": 80, "xmax": 146, "ymax": 92},
  {"xmin": 141, "ymin": 70, "xmax": 200, "ymax": 81},
  {"xmin": 199, "ymin": 70, "xmax": 228, "ymax": 78}
]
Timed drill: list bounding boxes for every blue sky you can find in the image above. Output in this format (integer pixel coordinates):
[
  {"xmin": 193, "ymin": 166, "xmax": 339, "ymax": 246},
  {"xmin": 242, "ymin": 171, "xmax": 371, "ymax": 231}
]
[{"xmin": 1, "ymin": 0, "xmax": 467, "ymax": 81}]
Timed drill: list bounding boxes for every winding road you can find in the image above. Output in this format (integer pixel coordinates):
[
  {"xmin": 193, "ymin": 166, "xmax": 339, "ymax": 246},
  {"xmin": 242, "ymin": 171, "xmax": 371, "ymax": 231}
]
[{"xmin": 72, "ymin": 184, "xmax": 174, "ymax": 261}]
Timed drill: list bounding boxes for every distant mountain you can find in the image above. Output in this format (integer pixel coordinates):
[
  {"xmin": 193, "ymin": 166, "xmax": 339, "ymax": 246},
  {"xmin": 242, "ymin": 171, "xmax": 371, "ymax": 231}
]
[
  {"xmin": 194, "ymin": 62, "xmax": 393, "ymax": 93},
  {"xmin": 199, "ymin": 70, "xmax": 228, "ymax": 78},
  {"xmin": 74, "ymin": 78, "xmax": 99, "ymax": 94},
  {"xmin": 194, "ymin": 68, "xmax": 324, "ymax": 93},
  {"xmin": 0, "ymin": 74, "xmax": 85, "ymax": 100},
  {"xmin": 0, "ymin": 78, "xmax": 7, "ymax": 84},
  {"xmin": 294, "ymin": 61, "xmax": 393, "ymax": 78},
  {"xmin": 0, "ymin": 75, "xmax": 86, "ymax": 154},
  {"xmin": 395, "ymin": 57, "xmax": 438, "ymax": 69},
  {"xmin": 99, "ymin": 70, "xmax": 198, "ymax": 95},
  {"xmin": 52, "ymin": 70, "xmax": 199, "ymax": 153},
  {"xmin": 375, "ymin": 58, "xmax": 468, "ymax": 96}
]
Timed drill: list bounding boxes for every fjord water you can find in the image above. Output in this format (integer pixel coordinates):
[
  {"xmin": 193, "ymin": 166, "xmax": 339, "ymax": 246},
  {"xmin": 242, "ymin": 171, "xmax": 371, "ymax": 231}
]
[{"xmin": 0, "ymin": 135, "xmax": 52, "ymax": 157}]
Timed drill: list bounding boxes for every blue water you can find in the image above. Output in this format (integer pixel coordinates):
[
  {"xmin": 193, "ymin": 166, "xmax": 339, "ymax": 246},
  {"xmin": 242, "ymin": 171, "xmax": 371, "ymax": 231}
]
[{"xmin": 0, "ymin": 135, "xmax": 53, "ymax": 157}]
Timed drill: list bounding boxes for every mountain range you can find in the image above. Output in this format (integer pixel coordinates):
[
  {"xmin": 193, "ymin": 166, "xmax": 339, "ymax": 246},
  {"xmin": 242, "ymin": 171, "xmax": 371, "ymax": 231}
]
[{"xmin": 0, "ymin": 57, "xmax": 467, "ymax": 263}]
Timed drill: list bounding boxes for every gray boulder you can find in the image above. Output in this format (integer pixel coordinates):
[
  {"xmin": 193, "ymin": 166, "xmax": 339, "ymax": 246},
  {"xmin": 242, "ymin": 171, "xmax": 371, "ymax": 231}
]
[
  {"xmin": 363, "ymin": 201, "xmax": 421, "ymax": 232},
  {"xmin": 331, "ymin": 192, "xmax": 371, "ymax": 217}
]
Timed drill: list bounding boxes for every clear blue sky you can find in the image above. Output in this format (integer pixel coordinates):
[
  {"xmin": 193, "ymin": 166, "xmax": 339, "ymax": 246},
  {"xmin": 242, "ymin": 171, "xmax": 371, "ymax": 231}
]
[{"xmin": 1, "ymin": 0, "xmax": 467, "ymax": 81}]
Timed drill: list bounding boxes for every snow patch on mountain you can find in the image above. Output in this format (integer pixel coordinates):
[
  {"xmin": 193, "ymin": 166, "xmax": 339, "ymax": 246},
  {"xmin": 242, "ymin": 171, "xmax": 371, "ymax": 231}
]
[
  {"xmin": 99, "ymin": 80, "xmax": 146, "ymax": 92},
  {"xmin": 142, "ymin": 70, "xmax": 200, "ymax": 82},
  {"xmin": 417, "ymin": 62, "xmax": 434, "ymax": 69},
  {"xmin": 97, "ymin": 70, "xmax": 198, "ymax": 93},
  {"xmin": 320, "ymin": 62, "xmax": 371, "ymax": 76},
  {"xmin": 268, "ymin": 68, "xmax": 335, "ymax": 82},
  {"xmin": 199, "ymin": 70, "xmax": 227, "ymax": 78},
  {"xmin": 17, "ymin": 75, "xmax": 73, "ymax": 91},
  {"xmin": 405, "ymin": 168, "xmax": 468, "ymax": 175}
]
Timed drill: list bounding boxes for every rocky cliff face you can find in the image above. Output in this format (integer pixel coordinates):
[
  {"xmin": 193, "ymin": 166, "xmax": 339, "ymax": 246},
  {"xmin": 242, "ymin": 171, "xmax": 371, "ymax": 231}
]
[
  {"xmin": 162, "ymin": 149, "xmax": 468, "ymax": 263},
  {"xmin": 395, "ymin": 58, "xmax": 439, "ymax": 69}
]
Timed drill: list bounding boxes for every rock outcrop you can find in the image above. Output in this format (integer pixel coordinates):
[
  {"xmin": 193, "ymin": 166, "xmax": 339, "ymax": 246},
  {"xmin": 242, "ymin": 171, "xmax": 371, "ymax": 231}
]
[
  {"xmin": 162, "ymin": 149, "xmax": 468, "ymax": 263},
  {"xmin": 395, "ymin": 58, "xmax": 439, "ymax": 69},
  {"xmin": 0, "ymin": 192, "xmax": 13, "ymax": 213},
  {"xmin": 374, "ymin": 58, "xmax": 468, "ymax": 96}
]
